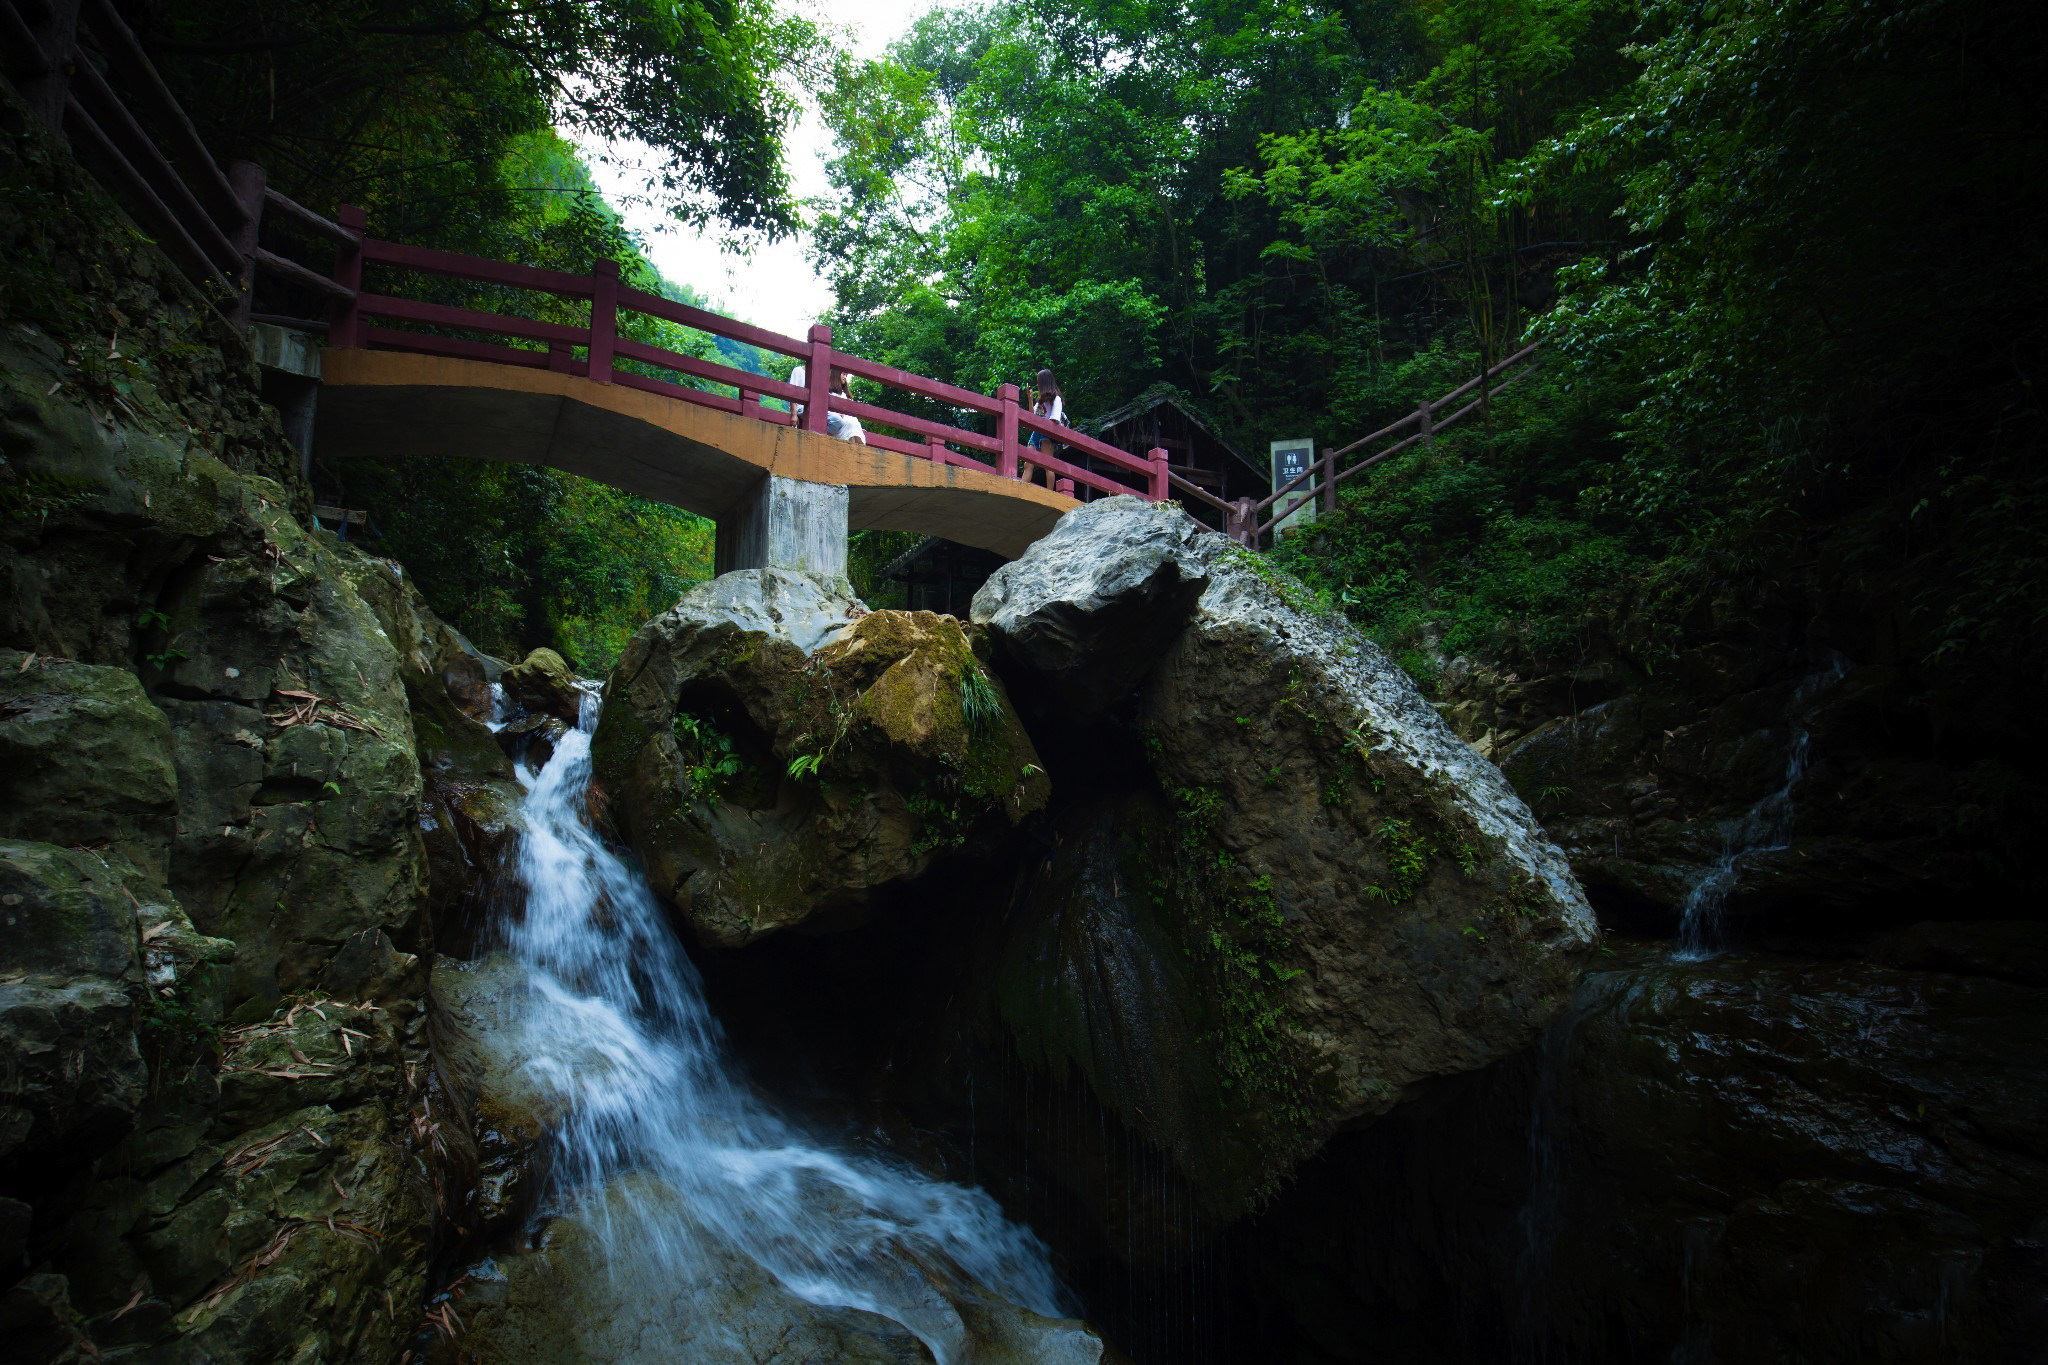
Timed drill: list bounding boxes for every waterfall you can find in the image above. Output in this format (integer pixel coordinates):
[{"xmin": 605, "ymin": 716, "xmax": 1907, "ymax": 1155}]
[
  {"xmin": 1674, "ymin": 658, "xmax": 1845, "ymax": 960},
  {"xmin": 493, "ymin": 692, "xmax": 1075, "ymax": 1360}
]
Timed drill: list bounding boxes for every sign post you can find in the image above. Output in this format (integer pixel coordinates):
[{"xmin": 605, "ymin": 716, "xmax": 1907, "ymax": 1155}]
[{"xmin": 1270, "ymin": 438, "xmax": 1317, "ymax": 537}]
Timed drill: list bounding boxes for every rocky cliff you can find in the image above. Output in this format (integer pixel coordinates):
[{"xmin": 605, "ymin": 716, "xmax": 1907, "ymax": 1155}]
[{"xmin": 0, "ymin": 103, "xmax": 524, "ymax": 1361}]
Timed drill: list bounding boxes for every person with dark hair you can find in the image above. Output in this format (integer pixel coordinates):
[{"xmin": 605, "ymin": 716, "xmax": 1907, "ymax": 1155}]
[{"xmin": 1024, "ymin": 367, "xmax": 1065, "ymax": 484}]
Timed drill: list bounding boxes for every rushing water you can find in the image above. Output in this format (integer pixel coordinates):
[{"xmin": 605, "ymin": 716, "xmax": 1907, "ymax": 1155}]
[
  {"xmin": 1673, "ymin": 660, "xmax": 1845, "ymax": 961},
  {"xmin": 493, "ymin": 694, "xmax": 1075, "ymax": 1360}
]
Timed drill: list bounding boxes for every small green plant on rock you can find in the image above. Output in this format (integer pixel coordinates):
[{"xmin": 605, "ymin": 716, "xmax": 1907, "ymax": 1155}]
[
  {"xmin": 1363, "ymin": 818, "xmax": 1435, "ymax": 903},
  {"xmin": 958, "ymin": 665, "xmax": 1002, "ymax": 740},
  {"xmin": 673, "ymin": 712, "xmax": 747, "ymax": 803},
  {"xmin": 907, "ymin": 789, "xmax": 973, "ymax": 855}
]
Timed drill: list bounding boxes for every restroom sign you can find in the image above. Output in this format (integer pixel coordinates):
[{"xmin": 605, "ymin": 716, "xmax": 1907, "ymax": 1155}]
[{"xmin": 1270, "ymin": 438, "xmax": 1316, "ymax": 535}]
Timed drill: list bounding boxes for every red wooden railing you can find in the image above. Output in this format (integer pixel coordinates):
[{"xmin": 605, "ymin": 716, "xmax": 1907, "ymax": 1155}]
[
  {"xmin": 7, "ymin": 6, "xmax": 1540, "ymax": 530},
  {"xmin": 1178, "ymin": 340, "xmax": 1547, "ymax": 546},
  {"xmin": 325, "ymin": 207, "xmax": 1171, "ymax": 504}
]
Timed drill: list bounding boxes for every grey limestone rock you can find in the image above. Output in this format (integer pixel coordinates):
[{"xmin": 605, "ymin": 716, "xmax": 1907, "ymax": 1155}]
[
  {"xmin": 971, "ymin": 496, "xmax": 1215, "ymax": 717},
  {"xmin": 973, "ymin": 495, "xmax": 1598, "ymax": 1210}
]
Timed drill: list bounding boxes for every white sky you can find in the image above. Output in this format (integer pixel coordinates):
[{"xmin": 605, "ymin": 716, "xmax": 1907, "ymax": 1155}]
[{"xmin": 573, "ymin": 0, "xmax": 936, "ymax": 339}]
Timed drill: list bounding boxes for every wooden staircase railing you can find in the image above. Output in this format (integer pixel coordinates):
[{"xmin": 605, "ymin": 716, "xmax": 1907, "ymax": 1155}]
[
  {"xmin": 1, "ymin": 0, "xmax": 352, "ymax": 332},
  {"xmin": 1183, "ymin": 340, "xmax": 1547, "ymax": 548}
]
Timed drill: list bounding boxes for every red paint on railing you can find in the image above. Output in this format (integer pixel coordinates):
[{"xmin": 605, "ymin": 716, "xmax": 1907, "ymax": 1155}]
[{"xmin": 323, "ymin": 207, "xmax": 1173, "ymax": 504}]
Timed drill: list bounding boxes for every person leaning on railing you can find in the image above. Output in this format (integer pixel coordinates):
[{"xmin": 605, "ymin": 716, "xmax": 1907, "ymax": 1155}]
[
  {"xmin": 1023, "ymin": 367, "xmax": 1065, "ymax": 486},
  {"xmin": 787, "ymin": 364, "xmax": 867, "ymax": 444}
]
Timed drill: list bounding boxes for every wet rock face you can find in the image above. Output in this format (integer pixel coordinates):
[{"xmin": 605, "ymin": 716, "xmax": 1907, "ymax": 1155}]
[
  {"xmin": 0, "ymin": 841, "xmax": 149, "ymax": 1168},
  {"xmin": 965, "ymin": 497, "xmax": 1596, "ymax": 1214},
  {"xmin": 345, "ymin": 551, "xmax": 523, "ymax": 952},
  {"xmin": 0, "ymin": 308, "xmax": 434, "ymax": 1360},
  {"xmin": 594, "ymin": 570, "xmax": 1048, "ymax": 948},
  {"xmin": 501, "ymin": 646, "xmax": 583, "ymax": 726},
  {"xmin": 1236, "ymin": 935, "xmax": 2048, "ymax": 1364},
  {"xmin": 1446, "ymin": 625, "xmax": 2028, "ymax": 926}
]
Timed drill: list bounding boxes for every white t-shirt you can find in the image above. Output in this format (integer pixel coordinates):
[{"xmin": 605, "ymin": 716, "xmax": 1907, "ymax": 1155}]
[
  {"xmin": 1038, "ymin": 393, "xmax": 1065, "ymax": 424},
  {"xmin": 786, "ymin": 364, "xmax": 864, "ymax": 443}
]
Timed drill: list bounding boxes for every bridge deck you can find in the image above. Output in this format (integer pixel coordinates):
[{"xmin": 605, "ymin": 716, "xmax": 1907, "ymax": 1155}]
[{"xmin": 316, "ymin": 351, "xmax": 1078, "ymax": 560}]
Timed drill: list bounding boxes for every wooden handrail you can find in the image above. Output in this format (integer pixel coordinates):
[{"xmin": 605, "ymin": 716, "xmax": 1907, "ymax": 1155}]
[
  {"xmin": 1244, "ymin": 341, "xmax": 1546, "ymax": 545},
  {"xmin": 361, "ymin": 238, "xmax": 595, "ymax": 298},
  {"xmin": 313, "ymin": 204, "xmax": 1180, "ymax": 505},
  {"xmin": 616, "ymin": 284, "xmax": 809, "ymax": 360},
  {"xmin": 85, "ymin": 0, "xmax": 245, "ymax": 228},
  {"xmin": 613, "ymin": 336, "xmax": 806, "ymax": 406},
  {"xmin": 261, "ymin": 187, "xmax": 354, "ymax": 247},
  {"xmin": 1168, "ymin": 471, "xmax": 1235, "ymax": 516}
]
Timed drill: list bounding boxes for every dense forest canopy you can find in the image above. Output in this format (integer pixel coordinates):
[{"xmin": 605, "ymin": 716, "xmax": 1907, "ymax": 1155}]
[
  {"xmin": 816, "ymin": 0, "xmax": 2045, "ymax": 686},
  {"xmin": 128, "ymin": 0, "xmax": 824, "ymax": 667},
  {"xmin": 117, "ymin": 0, "xmax": 2045, "ymax": 687}
]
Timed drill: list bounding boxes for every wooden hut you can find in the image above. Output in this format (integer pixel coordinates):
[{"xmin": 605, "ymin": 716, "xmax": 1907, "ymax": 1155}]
[
  {"xmin": 878, "ymin": 536, "xmax": 1005, "ymax": 617},
  {"xmin": 1084, "ymin": 387, "xmax": 1269, "ymax": 529}
]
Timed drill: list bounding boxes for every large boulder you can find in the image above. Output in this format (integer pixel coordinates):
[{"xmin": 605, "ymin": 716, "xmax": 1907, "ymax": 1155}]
[
  {"xmin": 970, "ymin": 496, "xmax": 1597, "ymax": 1210},
  {"xmin": 0, "ymin": 840, "xmax": 148, "ymax": 1167},
  {"xmin": 344, "ymin": 550, "xmax": 523, "ymax": 948},
  {"xmin": 594, "ymin": 570, "xmax": 1049, "ymax": 948},
  {"xmin": 1235, "ymin": 934, "xmax": 2048, "ymax": 1363},
  {"xmin": 0, "ymin": 656, "xmax": 178, "ymax": 878}
]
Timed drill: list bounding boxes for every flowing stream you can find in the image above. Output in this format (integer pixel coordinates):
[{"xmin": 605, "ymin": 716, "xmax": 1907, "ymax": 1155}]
[
  {"xmin": 491, "ymin": 694, "xmax": 1077, "ymax": 1360},
  {"xmin": 1674, "ymin": 659, "xmax": 1845, "ymax": 961}
]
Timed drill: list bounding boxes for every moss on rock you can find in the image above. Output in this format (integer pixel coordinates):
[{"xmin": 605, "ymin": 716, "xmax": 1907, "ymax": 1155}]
[{"xmin": 597, "ymin": 581, "xmax": 1048, "ymax": 947}]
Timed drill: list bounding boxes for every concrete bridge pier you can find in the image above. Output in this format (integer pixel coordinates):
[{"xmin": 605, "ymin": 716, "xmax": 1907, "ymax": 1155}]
[{"xmin": 713, "ymin": 474, "xmax": 849, "ymax": 585}]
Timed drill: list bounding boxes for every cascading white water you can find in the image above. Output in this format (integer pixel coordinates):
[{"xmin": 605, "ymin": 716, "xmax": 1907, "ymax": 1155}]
[
  {"xmin": 1674, "ymin": 658, "xmax": 1846, "ymax": 961},
  {"xmin": 497, "ymin": 692, "xmax": 1074, "ymax": 1360}
]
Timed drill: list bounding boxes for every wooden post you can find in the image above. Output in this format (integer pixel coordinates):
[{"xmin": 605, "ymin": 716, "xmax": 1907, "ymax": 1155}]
[
  {"xmin": 589, "ymin": 257, "xmax": 619, "ymax": 383},
  {"xmin": 998, "ymin": 383, "xmax": 1021, "ymax": 479},
  {"xmin": 1146, "ymin": 446, "xmax": 1169, "ymax": 502},
  {"xmin": 803, "ymin": 324, "xmax": 833, "ymax": 435},
  {"xmin": 330, "ymin": 204, "xmax": 366, "ymax": 349},
  {"xmin": 1417, "ymin": 399, "xmax": 1434, "ymax": 448},
  {"xmin": 1320, "ymin": 447, "xmax": 1337, "ymax": 515},
  {"xmin": 20, "ymin": 0, "xmax": 81, "ymax": 132},
  {"xmin": 1055, "ymin": 476, "xmax": 1076, "ymax": 499},
  {"xmin": 226, "ymin": 160, "xmax": 266, "ymax": 332},
  {"xmin": 1227, "ymin": 496, "xmax": 1256, "ymax": 547},
  {"xmin": 547, "ymin": 340, "xmax": 572, "ymax": 373},
  {"xmin": 740, "ymin": 386, "xmax": 757, "ymax": 419},
  {"xmin": 926, "ymin": 436, "xmax": 947, "ymax": 467}
]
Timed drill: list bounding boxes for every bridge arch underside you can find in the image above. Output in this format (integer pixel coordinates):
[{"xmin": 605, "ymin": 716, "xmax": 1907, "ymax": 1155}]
[{"xmin": 312, "ymin": 352, "xmax": 1076, "ymax": 562}]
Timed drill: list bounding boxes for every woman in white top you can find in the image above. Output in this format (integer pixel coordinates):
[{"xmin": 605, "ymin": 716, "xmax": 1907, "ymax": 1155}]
[
  {"xmin": 787, "ymin": 364, "xmax": 867, "ymax": 444},
  {"xmin": 1025, "ymin": 367, "xmax": 1064, "ymax": 484}
]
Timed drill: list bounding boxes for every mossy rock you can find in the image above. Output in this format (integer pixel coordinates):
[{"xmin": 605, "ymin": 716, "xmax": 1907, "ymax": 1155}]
[
  {"xmin": 502, "ymin": 647, "xmax": 583, "ymax": 725},
  {"xmin": 596, "ymin": 573, "xmax": 1047, "ymax": 947}
]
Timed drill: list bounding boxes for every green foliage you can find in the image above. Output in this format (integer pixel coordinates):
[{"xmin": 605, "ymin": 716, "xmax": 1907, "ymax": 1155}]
[
  {"xmin": 847, "ymin": 530, "xmax": 922, "ymax": 609},
  {"xmin": 154, "ymin": 0, "xmax": 816, "ymax": 236},
  {"xmin": 137, "ymin": 973, "xmax": 222, "ymax": 1072},
  {"xmin": 0, "ymin": 470, "xmax": 100, "ymax": 527},
  {"xmin": 819, "ymin": 0, "xmax": 2046, "ymax": 704},
  {"xmin": 1365, "ymin": 818, "xmax": 1435, "ymax": 904},
  {"xmin": 1161, "ymin": 783, "xmax": 1322, "ymax": 1186},
  {"xmin": 673, "ymin": 712, "xmax": 747, "ymax": 804},
  {"xmin": 1519, "ymin": 0, "xmax": 2048, "ymax": 666},
  {"xmin": 907, "ymin": 789, "xmax": 975, "ymax": 855},
  {"xmin": 1274, "ymin": 363, "xmax": 1638, "ymax": 678},
  {"xmin": 958, "ymin": 666, "xmax": 1002, "ymax": 741}
]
